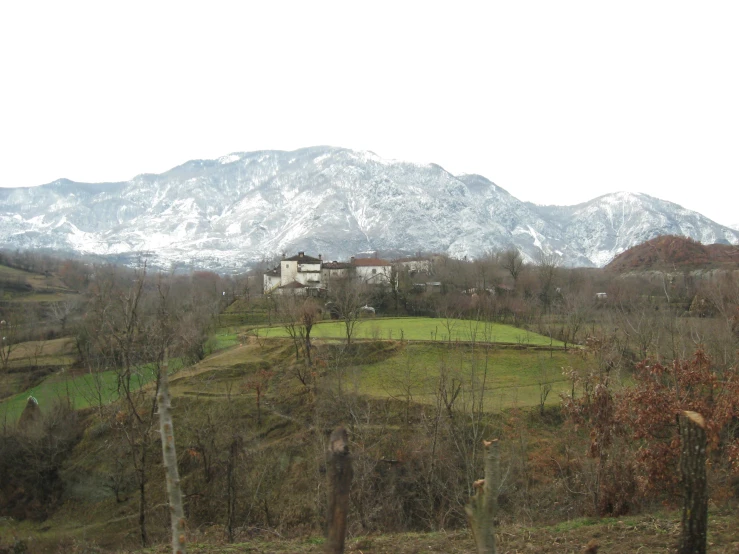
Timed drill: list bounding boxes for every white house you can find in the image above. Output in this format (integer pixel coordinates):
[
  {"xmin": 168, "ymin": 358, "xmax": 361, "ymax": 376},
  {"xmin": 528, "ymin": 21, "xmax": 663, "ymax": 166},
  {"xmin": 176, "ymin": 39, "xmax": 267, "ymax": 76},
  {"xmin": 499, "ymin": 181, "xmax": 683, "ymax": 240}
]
[
  {"xmin": 394, "ymin": 257, "xmax": 432, "ymax": 275},
  {"xmin": 263, "ymin": 252, "xmax": 396, "ymax": 295},
  {"xmin": 351, "ymin": 257, "xmax": 393, "ymax": 285},
  {"xmin": 264, "ymin": 252, "xmax": 324, "ymax": 295},
  {"xmin": 281, "ymin": 252, "xmax": 322, "ymax": 287},
  {"xmin": 263, "ymin": 267, "xmax": 281, "ymax": 293}
]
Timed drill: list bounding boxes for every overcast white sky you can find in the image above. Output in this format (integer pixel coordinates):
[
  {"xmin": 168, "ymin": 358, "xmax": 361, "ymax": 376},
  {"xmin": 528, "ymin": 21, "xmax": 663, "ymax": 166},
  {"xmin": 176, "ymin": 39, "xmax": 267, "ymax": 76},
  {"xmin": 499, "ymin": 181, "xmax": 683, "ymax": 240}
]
[{"xmin": 1, "ymin": 1, "xmax": 737, "ymax": 226}]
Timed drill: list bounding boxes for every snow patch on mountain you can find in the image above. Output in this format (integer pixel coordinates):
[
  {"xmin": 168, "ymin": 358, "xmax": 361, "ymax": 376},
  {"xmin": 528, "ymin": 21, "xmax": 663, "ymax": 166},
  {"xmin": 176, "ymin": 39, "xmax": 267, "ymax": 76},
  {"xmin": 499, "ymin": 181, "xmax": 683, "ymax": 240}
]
[
  {"xmin": 1, "ymin": 146, "xmax": 736, "ymax": 271},
  {"xmin": 219, "ymin": 154, "xmax": 242, "ymax": 165}
]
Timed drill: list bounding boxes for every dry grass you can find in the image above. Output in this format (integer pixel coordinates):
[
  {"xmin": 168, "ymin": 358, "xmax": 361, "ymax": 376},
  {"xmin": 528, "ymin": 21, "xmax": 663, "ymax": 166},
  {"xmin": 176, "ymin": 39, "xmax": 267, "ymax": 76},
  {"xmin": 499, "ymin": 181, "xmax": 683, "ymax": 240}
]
[
  {"xmin": 0, "ymin": 263, "xmax": 74, "ymax": 299},
  {"xmin": 6, "ymin": 510, "xmax": 739, "ymax": 553},
  {"xmin": 6, "ymin": 337, "xmax": 76, "ymax": 363}
]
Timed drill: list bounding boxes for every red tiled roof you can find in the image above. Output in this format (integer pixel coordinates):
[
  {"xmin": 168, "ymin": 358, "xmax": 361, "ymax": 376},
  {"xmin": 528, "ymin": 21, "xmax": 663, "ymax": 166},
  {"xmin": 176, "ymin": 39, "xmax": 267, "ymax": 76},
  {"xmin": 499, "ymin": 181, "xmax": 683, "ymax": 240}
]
[{"xmin": 353, "ymin": 258, "xmax": 391, "ymax": 267}]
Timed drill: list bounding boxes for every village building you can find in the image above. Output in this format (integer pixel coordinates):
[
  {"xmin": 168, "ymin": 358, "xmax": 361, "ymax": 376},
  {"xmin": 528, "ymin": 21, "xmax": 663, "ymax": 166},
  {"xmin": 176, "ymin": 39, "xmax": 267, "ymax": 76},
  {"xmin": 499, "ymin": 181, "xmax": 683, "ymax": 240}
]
[
  {"xmin": 351, "ymin": 256, "xmax": 393, "ymax": 285},
  {"xmin": 321, "ymin": 261, "xmax": 352, "ymax": 290},
  {"xmin": 263, "ymin": 252, "xmax": 324, "ymax": 295},
  {"xmin": 263, "ymin": 252, "xmax": 395, "ymax": 295},
  {"xmin": 263, "ymin": 266, "xmax": 281, "ymax": 293},
  {"xmin": 394, "ymin": 256, "xmax": 433, "ymax": 275}
]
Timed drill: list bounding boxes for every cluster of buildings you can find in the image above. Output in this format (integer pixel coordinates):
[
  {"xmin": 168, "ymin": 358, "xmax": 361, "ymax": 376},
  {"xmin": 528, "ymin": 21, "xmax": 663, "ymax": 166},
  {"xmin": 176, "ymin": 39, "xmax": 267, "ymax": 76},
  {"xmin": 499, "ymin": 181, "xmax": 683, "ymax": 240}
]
[{"xmin": 263, "ymin": 252, "xmax": 396, "ymax": 296}]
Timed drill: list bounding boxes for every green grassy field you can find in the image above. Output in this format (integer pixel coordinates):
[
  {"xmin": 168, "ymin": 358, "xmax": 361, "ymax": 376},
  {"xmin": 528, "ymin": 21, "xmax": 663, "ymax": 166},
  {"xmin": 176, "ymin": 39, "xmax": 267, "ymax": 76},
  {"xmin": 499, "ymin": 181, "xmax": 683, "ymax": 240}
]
[
  {"xmin": 0, "ymin": 367, "xmax": 154, "ymax": 421},
  {"xmin": 161, "ymin": 339, "xmax": 587, "ymax": 412},
  {"xmin": 332, "ymin": 342, "xmax": 583, "ymax": 410},
  {"xmin": 0, "ymin": 318, "xmax": 572, "ymax": 420},
  {"xmin": 254, "ymin": 317, "xmax": 564, "ymax": 346},
  {"xmin": 176, "ymin": 318, "xmax": 576, "ymax": 411},
  {"xmin": 0, "ymin": 357, "xmax": 190, "ymax": 422}
]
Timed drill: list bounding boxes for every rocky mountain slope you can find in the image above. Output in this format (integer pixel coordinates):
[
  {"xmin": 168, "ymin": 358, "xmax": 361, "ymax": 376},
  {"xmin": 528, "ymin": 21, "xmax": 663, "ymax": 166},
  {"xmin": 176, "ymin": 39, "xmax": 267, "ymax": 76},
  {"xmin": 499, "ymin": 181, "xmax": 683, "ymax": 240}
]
[{"xmin": 1, "ymin": 146, "xmax": 736, "ymax": 270}]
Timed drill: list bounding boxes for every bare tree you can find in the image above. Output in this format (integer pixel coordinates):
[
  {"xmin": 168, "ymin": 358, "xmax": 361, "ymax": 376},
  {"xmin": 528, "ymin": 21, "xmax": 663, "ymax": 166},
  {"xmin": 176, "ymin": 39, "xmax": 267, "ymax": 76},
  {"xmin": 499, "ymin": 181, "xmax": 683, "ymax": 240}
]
[
  {"xmin": 277, "ymin": 296, "xmax": 321, "ymax": 367},
  {"xmin": 500, "ymin": 247, "xmax": 525, "ymax": 285},
  {"xmin": 617, "ymin": 297, "xmax": 660, "ymax": 361},
  {"xmin": 0, "ymin": 317, "xmax": 20, "ymax": 372},
  {"xmin": 435, "ymin": 293, "xmax": 467, "ymax": 343},
  {"xmin": 50, "ymin": 298, "xmax": 78, "ymax": 335},
  {"xmin": 77, "ymin": 264, "xmax": 179, "ymax": 547},
  {"xmin": 300, "ymin": 298, "xmax": 321, "ymax": 367},
  {"xmin": 329, "ymin": 277, "xmax": 368, "ymax": 345},
  {"xmin": 557, "ymin": 286, "xmax": 592, "ymax": 351},
  {"xmin": 536, "ymin": 251, "xmax": 561, "ymax": 310},
  {"xmin": 277, "ymin": 296, "xmax": 306, "ymax": 362}
]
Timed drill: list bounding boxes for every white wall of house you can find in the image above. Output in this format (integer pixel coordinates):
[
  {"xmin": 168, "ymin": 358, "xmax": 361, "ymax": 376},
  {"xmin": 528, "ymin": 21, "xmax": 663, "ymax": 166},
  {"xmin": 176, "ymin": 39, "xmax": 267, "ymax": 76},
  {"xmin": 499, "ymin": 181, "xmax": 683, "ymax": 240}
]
[
  {"xmin": 263, "ymin": 273, "xmax": 281, "ymax": 293},
  {"xmin": 280, "ymin": 253, "xmax": 323, "ymax": 288},
  {"xmin": 293, "ymin": 261, "xmax": 322, "ymax": 286},
  {"xmin": 397, "ymin": 259, "xmax": 431, "ymax": 273},
  {"xmin": 355, "ymin": 264, "xmax": 392, "ymax": 285},
  {"xmin": 280, "ymin": 260, "xmax": 298, "ymax": 286}
]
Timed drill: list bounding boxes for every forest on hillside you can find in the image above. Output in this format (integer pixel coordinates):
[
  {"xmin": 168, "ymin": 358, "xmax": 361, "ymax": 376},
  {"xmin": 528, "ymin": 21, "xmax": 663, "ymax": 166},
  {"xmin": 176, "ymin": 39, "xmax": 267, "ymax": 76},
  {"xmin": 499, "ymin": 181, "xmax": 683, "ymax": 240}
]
[{"xmin": 1, "ymin": 244, "xmax": 738, "ymax": 553}]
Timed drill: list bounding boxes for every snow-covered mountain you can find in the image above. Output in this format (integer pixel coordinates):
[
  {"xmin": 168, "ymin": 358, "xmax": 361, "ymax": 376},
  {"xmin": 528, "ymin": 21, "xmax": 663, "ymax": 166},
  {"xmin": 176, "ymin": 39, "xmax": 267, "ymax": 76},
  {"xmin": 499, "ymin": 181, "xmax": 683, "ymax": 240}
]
[{"xmin": 1, "ymin": 146, "xmax": 736, "ymax": 270}]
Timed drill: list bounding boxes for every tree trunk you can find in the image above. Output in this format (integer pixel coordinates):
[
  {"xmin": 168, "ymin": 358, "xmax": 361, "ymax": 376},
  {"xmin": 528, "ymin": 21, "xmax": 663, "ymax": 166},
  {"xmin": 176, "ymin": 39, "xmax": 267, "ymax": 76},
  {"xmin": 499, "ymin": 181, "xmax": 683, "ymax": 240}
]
[
  {"xmin": 678, "ymin": 411, "xmax": 708, "ymax": 554},
  {"xmin": 226, "ymin": 437, "xmax": 238, "ymax": 543},
  {"xmin": 158, "ymin": 351, "xmax": 187, "ymax": 554},
  {"xmin": 305, "ymin": 328, "xmax": 313, "ymax": 367},
  {"xmin": 139, "ymin": 446, "xmax": 148, "ymax": 547},
  {"xmin": 465, "ymin": 439, "xmax": 499, "ymax": 554},
  {"xmin": 325, "ymin": 427, "xmax": 353, "ymax": 554}
]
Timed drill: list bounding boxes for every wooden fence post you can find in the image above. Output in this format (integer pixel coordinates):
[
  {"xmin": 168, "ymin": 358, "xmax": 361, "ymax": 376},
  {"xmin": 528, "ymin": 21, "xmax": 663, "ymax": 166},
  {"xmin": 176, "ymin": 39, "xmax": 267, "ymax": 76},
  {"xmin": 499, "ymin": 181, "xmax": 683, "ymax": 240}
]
[
  {"xmin": 158, "ymin": 350, "xmax": 187, "ymax": 554},
  {"xmin": 466, "ymin": 439, "xmax": 499, "ymax": 554},
  {"xmin": 325, "ymin": 426, "xmax": 353, "ymax": 554},
  {"xmin": 678, "ymin": 411, "xmax": 707, "ymax": 554}
]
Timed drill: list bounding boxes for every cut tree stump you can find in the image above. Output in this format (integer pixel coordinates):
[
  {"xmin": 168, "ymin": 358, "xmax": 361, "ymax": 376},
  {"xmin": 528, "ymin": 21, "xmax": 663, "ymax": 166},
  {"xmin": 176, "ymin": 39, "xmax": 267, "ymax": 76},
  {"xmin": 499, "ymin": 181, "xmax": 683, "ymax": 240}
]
[
  {"xmin": 465, "ymin": 439, "xmax": 500, "ymax": 554},
  {"xmin": 325, "ymin": 426, "xmax": 353, "ymax": 554},
  {"xmin": 678, "ymin": 410, "xmax": 707, "ymax": 554}
]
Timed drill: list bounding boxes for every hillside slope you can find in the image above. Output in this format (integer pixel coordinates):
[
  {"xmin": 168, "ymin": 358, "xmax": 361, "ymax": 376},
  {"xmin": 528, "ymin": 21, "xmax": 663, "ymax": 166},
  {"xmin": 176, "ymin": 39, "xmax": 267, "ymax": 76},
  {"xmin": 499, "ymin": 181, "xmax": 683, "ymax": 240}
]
[{"xmin": 605, "ymin": 235, "xmax": 739, "ymax": 272}]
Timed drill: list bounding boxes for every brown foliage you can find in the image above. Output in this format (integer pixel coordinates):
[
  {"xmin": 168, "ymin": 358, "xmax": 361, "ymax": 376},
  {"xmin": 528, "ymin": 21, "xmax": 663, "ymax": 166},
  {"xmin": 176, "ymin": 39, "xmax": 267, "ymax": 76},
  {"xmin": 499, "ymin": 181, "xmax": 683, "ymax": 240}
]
[
  {"xmin": 617, "ymin": 350, "xmax": 739, "ymax": 491},
  {"xmin": 565, "ymin": 347, "xmax": 739, "ymax": 516},
  {"xmin": 563, "ymin": 344, "xmax": 739, "ymax": 515},
  {"xmin": 606, "ymin": 235, "xmax": 739, "ymax": 272}
]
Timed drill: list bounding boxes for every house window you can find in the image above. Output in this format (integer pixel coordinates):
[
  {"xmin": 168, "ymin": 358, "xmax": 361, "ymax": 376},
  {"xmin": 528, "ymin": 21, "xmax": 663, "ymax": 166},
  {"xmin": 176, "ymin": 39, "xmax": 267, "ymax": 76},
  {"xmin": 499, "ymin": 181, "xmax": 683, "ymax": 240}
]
[{"xmin": 372, "ymin": 269, "xmax": 377, "ymax": 274}]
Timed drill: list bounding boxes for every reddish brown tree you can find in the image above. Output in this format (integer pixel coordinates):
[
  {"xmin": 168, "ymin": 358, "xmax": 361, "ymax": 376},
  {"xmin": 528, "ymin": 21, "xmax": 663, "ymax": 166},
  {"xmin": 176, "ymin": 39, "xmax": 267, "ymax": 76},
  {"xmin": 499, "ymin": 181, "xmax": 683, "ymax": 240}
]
[
  {"xmin": 616, "ymin": 350, "xmax": 739, "ymax": 493},
  {"xmin": 244, "ymin": 369, "xmax": 274, "ymax": 426},
  {"xmin": 564, "ymin": 347, "xmax": 739, "ymax": 515}
]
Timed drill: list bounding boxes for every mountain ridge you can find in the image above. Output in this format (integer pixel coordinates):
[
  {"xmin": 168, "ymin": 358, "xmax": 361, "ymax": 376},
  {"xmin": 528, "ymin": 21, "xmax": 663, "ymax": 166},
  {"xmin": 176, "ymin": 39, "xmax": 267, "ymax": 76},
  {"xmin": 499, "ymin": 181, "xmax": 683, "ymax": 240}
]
[{"xmin": 1, "ymin": 146, "xmax": 736, "ymax": 270}]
